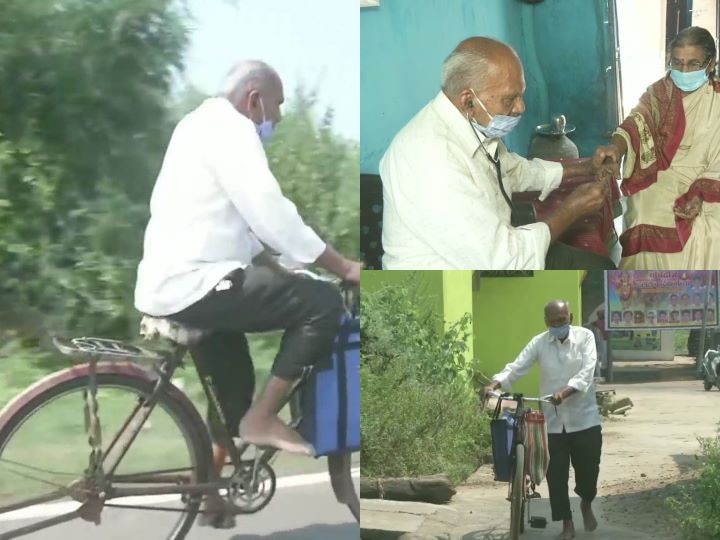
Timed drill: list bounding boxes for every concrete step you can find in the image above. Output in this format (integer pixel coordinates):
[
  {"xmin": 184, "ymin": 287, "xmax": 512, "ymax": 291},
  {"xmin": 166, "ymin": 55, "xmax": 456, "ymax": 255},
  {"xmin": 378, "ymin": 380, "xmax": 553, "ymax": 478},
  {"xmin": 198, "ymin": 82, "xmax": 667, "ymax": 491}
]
[{"xmin": 360, "ymin": 499, "xmax": 457, "ymax": 540}]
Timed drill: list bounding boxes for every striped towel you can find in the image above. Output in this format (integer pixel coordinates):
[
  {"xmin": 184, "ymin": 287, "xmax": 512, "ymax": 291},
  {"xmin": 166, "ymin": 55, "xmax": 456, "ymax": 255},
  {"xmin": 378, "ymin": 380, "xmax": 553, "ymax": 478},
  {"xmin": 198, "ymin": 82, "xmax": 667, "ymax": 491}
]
[{"xmin": 524, "ymin": 410, "xmax": 550, "ymax": 485}]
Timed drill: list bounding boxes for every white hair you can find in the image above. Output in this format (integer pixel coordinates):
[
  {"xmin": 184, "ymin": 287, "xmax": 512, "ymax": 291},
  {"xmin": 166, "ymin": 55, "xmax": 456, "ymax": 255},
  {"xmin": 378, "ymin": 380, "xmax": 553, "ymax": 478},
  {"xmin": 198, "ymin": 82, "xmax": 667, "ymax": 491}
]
[
  {"xmin": 219, "ymin": 60, "xmax": 278, "ymax": 98},
  {"xmin": 441, "ymin": 49, "xmax": 491, "ymax": 97}
]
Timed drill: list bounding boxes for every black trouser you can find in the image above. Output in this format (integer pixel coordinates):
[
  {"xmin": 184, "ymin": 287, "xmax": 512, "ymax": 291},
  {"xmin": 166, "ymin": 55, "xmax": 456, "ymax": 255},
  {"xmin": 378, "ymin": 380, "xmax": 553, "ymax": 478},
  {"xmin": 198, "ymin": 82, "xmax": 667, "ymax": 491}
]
[
  {"xmin": 545, "ymin": 242, "xmax": 617, "ymax": 270},
  {"xmin": 546, "ymin": 425, "xmax": 602, "ymax": 522},
  {"xmin": 168, "ymin": 266, "xmax": 344, "ymax": 442}
]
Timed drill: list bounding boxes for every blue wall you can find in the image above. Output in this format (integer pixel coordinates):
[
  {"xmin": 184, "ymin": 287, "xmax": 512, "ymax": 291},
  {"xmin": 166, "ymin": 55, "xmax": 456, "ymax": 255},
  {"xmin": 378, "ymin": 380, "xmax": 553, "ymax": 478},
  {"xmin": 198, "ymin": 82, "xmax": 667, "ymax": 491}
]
[{"xmin": 360, "ymin": 0, "xmax": 617, "ymax": 174}]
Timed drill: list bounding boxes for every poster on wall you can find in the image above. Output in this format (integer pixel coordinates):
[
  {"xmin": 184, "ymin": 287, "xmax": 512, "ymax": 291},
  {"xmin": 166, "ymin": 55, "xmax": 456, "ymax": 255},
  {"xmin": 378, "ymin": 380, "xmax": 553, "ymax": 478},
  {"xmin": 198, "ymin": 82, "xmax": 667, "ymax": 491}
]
[{"xmin": 605, "ymin": 270, "xmax": 720, "ymax": 330}]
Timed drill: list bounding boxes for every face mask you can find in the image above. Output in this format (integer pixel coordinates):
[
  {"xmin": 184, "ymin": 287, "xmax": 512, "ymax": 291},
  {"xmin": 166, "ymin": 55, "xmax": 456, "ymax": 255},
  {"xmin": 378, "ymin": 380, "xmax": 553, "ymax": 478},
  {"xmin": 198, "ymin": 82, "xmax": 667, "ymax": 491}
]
[
  {"xmin": 254, "ymin": 95, "xmax": 275, "ymax": 142},
  {"xmin": 469, "ymin": 89, "xmax": 521, "ymax": 139},
  {"xmin": 548, "ymin": 323, "xmax": 570, "ymax": 340},
  {"xmin": 670, "ymin": 68, "xmax": 709, "ymax": 92}
]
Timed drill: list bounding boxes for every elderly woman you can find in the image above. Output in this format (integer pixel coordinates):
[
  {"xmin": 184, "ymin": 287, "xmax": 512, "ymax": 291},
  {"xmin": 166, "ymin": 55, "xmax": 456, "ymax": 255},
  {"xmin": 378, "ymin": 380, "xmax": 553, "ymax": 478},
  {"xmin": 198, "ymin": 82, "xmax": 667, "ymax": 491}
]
[{"xmin": 609, "ymin": 26, "xmax": 720, "ymax": 269}]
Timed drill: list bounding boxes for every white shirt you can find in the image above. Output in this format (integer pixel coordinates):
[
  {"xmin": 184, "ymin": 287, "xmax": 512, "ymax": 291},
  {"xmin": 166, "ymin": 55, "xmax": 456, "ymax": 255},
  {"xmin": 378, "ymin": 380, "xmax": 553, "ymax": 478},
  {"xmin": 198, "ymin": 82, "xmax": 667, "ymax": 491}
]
[
  {"xmin": 379, "ymin": 91, "xmax": 563, "ymax": 270},
  {"xmin": 135, "ymin": 98, "xmax": 326, "ymax": 316},
  {"xmin": 492, "ymin": 326, "xmax": 601, "ymax": 434}
]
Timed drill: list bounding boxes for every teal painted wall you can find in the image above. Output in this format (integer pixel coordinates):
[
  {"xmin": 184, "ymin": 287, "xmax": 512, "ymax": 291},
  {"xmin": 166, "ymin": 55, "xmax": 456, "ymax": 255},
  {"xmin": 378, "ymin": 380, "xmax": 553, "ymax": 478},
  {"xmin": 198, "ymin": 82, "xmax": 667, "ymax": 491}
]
[
  {"xmin": 360, "ymin": 0, "xmax": 615, "ymax": 174},
  {"xmin": 473, "ymin": 271, "xmax": 583, "ymax": 396},
  {"xmin": 533, "ymin": 0, "xmax": 617, "ymax": 156}
]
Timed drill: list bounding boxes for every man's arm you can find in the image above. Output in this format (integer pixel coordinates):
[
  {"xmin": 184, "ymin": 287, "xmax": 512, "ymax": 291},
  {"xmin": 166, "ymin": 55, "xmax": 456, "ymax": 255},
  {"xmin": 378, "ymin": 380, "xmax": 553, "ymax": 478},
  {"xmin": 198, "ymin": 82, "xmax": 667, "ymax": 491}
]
[
  {"xmin": 560, "ymin": 145, "xmax": 622, "ymax": 180},
  {"xmin": 489, "ymin": 336, "xmax": 540, "ymax": 392},
  {"xmin": 209, "ymin": 113, "xmax": 360, "ymax": 283},
  {"xmin": 551, "ymin": 330, "xmax": 597, "ymax": 404}
]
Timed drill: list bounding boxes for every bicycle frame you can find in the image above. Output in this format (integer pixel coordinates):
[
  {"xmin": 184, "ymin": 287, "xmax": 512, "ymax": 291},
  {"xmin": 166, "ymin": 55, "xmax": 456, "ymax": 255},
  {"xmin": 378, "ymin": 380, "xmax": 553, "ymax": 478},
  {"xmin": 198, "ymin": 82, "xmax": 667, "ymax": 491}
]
[
  {"xmin": 0, "ymin": 342, "xmax": 309, "ymax": 539},
  {"xmin": 486, "ymin": 390, "xmax": 551, "ymax": 536}
]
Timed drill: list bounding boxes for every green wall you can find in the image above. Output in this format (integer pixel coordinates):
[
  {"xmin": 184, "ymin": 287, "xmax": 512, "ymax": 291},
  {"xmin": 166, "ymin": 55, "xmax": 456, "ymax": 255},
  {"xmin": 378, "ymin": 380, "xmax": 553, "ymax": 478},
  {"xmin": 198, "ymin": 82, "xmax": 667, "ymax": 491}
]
[
  {"xmin": 472, "ymin": 271, "xmax": 583, "ymax": 396},
  {"xmin": 442, "ymin": 271, "xmax": 474, "ymax": 360},
  {"xmin": 362, "ymin": 270, "xmax": 584, "ymax": 397}
]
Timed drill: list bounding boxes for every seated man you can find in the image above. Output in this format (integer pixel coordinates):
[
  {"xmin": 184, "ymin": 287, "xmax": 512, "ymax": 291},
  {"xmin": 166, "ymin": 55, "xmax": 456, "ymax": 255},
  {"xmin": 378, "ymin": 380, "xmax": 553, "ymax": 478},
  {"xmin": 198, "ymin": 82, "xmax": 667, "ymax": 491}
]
[
  {"xmin": 134, "ymin": 60, "xmax": 361, "ymax": 524},
  {"xmin": 380, "ymin": 36, "xmax": 618, "ymax": 270}
]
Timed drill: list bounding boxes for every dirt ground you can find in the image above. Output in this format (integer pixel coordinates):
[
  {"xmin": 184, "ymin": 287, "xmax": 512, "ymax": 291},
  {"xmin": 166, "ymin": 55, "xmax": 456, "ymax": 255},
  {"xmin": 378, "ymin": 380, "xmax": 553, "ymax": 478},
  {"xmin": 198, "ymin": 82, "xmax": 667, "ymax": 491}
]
[{"xmin": 416, "ymin": 380, "xmax": 720, "ymax": 540}]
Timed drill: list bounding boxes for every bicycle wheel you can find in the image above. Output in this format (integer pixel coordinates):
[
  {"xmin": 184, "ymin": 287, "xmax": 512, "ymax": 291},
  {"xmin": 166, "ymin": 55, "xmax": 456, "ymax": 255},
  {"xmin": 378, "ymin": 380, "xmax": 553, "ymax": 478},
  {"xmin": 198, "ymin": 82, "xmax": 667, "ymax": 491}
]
[
  {"xmin": 509, "ymin": 442, "xmax": 525, "ymax": 540},
  {"xmin": 0, "ymin": 368, "xmax": 212, "ymax": 540}
]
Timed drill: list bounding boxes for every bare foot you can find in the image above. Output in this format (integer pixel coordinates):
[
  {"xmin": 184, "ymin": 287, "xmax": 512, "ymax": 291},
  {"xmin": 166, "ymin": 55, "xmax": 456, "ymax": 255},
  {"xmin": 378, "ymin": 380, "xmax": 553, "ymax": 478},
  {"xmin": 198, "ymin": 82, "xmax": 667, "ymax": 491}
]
[
  {"xmin": 239, "ymin": 412, "xmax": 314, "ymax": 456},
  {"xmin": 581, "ymin": 499, "xmax": 598, "ymax": 531},
  {"xmin": 559, "ymin": 519, "xmax": 575, "ymax": 540}
]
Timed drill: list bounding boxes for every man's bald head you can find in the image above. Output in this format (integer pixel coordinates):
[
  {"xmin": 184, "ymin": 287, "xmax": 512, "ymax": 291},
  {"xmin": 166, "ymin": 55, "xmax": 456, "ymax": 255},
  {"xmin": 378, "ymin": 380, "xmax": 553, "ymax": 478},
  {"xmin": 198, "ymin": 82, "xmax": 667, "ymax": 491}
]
[
  {"xmin": 441, "ymin": 37, "xmax": 526, "ymax": 127},
  {"xmin": 545, "ymin": 300, "xmax": 572, "ymax": 326},
  {"xmin": 219, "ymin": 60, "xmax": 284, "ymax": 126},
  {"xmin": 441, "ymin": 37, "xmax": 522, "ymax": 97}
]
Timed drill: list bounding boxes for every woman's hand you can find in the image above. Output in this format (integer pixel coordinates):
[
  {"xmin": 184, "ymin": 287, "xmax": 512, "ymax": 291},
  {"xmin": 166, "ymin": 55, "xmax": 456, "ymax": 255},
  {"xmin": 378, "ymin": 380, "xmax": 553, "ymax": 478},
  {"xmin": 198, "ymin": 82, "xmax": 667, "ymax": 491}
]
[{"xmin": 674, "ymin": 195, "xmax": 703, "ymax": 220}]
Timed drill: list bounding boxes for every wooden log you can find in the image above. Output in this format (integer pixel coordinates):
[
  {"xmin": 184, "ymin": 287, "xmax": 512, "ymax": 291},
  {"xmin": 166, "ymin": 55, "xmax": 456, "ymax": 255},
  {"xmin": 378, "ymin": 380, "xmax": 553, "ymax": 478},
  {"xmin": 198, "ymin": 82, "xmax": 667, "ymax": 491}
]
[
  {"xmin": 360, "ymin": 475, "xmax": 456, "ymax": 504},
  {"xmin": 607, "ymin": 397, "xmax": 633, "ymax": 413}
]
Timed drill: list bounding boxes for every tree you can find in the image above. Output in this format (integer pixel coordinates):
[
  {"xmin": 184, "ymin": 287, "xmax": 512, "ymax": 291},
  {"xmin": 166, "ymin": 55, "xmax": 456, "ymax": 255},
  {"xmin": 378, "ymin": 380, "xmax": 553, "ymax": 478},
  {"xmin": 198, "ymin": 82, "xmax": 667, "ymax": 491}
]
[{"xmin": 0, "ymin": 2, "xmax": 359, "ymax": 343}]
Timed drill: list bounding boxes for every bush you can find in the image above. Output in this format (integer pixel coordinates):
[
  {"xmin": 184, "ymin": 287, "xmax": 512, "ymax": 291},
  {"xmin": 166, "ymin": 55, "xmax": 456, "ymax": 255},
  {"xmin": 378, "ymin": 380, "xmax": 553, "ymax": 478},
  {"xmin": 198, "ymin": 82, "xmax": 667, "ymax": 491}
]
[
  {"xmin": 360, "ymin": 278, "xmax": 490, "ymax": 484},
  {"xmin": 666, "ymin": 430, "xmax": 720, "ymax": 539}
]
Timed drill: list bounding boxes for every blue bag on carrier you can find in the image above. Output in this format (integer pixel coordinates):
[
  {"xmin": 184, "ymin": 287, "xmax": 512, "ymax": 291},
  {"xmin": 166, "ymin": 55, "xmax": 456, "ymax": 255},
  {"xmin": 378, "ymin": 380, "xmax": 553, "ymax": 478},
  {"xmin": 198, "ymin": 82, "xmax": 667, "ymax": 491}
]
[
  {"xmin": 300, "ymin": 313, "xmax": 360, "ymax": 457},
  {"xmin": 490, "ymin": 400, "xmax": 516, "ymax": 482}
]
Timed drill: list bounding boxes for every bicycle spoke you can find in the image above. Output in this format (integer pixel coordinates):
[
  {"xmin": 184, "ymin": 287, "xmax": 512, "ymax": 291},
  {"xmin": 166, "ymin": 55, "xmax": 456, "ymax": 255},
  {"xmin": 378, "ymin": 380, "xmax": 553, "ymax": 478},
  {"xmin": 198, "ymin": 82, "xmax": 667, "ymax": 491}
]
[
  {"xmin": 0, "ymin": 490, "xmax": 69, "ymax": 515},
  {"xmin": 2, "ymin": 466, "xmax": 70, "ymax": 492},
  {"xmin": 0, "ymin": 457, "xmax": 79, "ymax": 478}
]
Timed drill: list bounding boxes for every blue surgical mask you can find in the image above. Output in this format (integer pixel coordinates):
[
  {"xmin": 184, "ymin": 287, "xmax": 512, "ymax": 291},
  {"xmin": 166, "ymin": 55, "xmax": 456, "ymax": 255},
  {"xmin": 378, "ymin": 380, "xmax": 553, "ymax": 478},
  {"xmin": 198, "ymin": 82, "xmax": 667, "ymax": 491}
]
[
  {"xmin": 548, "ymin": 323, "xmax": 570, "ymax": 340},
  {"xmin": 470, "ymin": 89, "xmax": 521, "ymax": 139},
  {"xmin": 670, "ymin": 68, "xmax": 709, "ymax": 92},
  {"xmin": 254, "ymin": 96, "xmax": 275, "ymax": 142}
]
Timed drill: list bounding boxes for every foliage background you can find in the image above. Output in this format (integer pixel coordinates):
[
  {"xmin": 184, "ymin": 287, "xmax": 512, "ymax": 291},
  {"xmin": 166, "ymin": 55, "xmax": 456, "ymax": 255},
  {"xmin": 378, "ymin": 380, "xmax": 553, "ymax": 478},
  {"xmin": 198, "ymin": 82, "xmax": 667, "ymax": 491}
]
[
  {"xmin": 0, "ymin": 0, "xmax": 359, "ymax": 403},
  {"xmin": 360, "ymin": 278, "xmax": 490, "ymax": 484},
  {"xmin": 0, "ymin": 0, "xmax": 358, "ymax": 339}
]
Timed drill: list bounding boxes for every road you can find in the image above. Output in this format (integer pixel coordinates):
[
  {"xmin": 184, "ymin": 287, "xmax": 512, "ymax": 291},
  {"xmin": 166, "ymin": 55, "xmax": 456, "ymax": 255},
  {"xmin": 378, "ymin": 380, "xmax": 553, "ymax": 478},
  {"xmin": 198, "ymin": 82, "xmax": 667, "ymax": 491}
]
[{"xmin": 363, "ymin": 380, "xmax": 720, "ymax": 540}]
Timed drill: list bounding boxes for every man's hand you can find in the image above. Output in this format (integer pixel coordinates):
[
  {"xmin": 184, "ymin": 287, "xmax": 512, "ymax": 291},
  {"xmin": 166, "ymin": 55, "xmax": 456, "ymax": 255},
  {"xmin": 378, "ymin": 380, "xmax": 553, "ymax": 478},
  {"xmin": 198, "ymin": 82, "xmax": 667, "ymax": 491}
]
[
  {"xmin": 483, "ymin": 382, "xmax": 502, "ymax": 401},
  {"xmin": 566, "ymin": 180, "xmax": 609, "ymax": 218},
  {"xmin": 550, "ymin": 391, "xmax": 565, "ymax": 405},
  {"xmin": 590, "ymin": 147, "xmax": 620, "ymax": 186},
  {"xmin": 343, "ymin": 260, "xmax": 362, "ymax": 285}
]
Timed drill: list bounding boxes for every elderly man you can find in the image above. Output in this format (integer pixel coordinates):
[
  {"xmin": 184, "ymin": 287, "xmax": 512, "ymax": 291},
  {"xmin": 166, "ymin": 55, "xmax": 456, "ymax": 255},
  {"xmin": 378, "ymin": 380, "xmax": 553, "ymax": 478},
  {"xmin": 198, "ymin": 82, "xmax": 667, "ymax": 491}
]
[
  {"xmin": 380, "ymin": 37, "xmax": 618, "ymax": 270},
  {"xmin": 135, "ymin": 60, "xmax": 361, "ymax": 525},
  {"xmin": 485, "ymin": 300, "xmax": 602, "ymax": 540}
]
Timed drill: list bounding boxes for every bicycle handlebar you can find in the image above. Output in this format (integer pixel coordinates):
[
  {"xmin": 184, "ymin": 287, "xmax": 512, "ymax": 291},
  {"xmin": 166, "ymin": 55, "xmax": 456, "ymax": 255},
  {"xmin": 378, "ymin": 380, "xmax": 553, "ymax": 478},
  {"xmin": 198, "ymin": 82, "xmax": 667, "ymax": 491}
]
[{"xmin": 485, "ymin": 390, "xmax": 553, "ymax": 403}]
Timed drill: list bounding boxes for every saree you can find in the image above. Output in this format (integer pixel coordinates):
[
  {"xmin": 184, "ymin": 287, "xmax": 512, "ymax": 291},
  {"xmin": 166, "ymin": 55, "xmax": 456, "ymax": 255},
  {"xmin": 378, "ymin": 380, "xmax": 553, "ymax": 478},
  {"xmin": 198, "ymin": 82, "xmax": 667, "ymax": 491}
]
[{"xmin": 617, "ymin": 74, "xmax": 720, "ymax": 269}]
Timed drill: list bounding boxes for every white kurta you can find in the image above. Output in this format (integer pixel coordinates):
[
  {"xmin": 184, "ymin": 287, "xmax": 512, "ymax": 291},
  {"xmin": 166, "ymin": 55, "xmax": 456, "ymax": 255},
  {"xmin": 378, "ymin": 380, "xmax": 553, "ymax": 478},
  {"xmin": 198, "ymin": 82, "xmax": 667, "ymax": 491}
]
[
  {"xmin": 492, "ymin": 326, "xmax": 601, "ymax": 434},
  {"xmin": 135, "ymin": 98, "xmax": 326, "ymax": 316},
  {"xmin": 379, "ymin": 91, "xmax": 563, "ymax": 270}
]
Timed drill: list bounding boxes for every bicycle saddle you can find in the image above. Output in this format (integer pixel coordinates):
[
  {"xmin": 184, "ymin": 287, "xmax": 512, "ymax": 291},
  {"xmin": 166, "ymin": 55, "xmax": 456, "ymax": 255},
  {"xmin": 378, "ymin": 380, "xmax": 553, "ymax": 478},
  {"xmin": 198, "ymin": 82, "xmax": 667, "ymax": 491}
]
[{"xmin": 140, "ymin": 315, "xmax": 208, "ymax": 346}]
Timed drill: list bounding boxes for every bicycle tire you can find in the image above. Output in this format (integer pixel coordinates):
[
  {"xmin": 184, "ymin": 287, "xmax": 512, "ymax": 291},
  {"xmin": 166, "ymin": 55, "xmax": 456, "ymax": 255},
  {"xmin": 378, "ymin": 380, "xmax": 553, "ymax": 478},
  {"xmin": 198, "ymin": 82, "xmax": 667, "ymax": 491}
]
[
  {"xmin": 510, "ymin": 442, "xmax": 525, "ymax": 540},
  {"xmin": 0, "ymin": 367, "xmax": 213, "ymax": 540}
]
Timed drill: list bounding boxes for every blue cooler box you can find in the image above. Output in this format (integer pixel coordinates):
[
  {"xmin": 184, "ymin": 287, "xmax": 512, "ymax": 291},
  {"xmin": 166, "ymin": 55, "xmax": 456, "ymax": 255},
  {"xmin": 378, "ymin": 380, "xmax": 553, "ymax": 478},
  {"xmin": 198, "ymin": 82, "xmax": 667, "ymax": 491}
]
[{"xmin": 300, "ymin": 313, "xmax": 360, "ymax": 457}]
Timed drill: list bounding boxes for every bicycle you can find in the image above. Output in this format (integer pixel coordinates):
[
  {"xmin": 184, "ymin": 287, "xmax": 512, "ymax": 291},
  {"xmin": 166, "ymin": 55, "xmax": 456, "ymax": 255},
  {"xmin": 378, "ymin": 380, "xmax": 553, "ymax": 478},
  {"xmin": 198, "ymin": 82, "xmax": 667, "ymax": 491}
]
[
  {"xmin": 0, "ymin": 271, "xmax": 358, "ymax": 539},
  {"xmin": 485, "ymin": 390, "xmax": 552, "ymax": 540}
]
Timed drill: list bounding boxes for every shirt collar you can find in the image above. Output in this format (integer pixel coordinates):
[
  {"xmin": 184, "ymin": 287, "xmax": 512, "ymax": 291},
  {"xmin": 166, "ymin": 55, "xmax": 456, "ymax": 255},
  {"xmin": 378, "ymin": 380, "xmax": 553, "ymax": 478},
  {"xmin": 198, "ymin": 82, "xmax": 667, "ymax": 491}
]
[
  {"xmin": 547, "ymin": 325, "xmax": 577, "ymax": 344},
  {"xmin": 431, "ymin": 91, "xmax": 499, "ymax": 158}
]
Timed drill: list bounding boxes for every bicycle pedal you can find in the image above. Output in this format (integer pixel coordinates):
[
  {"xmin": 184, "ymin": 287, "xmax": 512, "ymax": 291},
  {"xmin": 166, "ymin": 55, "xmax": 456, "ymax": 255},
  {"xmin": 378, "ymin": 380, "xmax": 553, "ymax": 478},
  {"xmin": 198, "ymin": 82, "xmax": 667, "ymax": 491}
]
[{"xmin": 529, "ymin": 516, "xmax": 547, "ymax": 528}]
